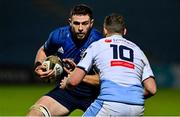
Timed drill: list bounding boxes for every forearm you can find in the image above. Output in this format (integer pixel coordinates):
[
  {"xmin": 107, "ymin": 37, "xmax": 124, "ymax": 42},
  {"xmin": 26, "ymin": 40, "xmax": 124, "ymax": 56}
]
[
  {"xmin": 34, "ymin": 46, "xmax": 47, "ymax": 74},
  {"xmin": 34, "ymin": 46, "xmax": 47, "ymax": 65},
  {"xmin": 144, "ymin": 88, "xmax": 154, "ymax": 99},
  {"xmin": 65, "ymin": 68, "xmax": 86, "ymax": 89},
  {"xmin": 143, "ymin": 77, "xmax": 157, "ymax": 99},
  {"xmin": 82, "ymin": 74, "xmax": 100, "ymax": 86}
]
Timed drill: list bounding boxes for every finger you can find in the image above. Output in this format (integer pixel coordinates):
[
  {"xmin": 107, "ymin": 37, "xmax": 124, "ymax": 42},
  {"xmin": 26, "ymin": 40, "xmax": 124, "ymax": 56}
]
[
  {"xmin": 48, "ymin": 69, "xmax": 55, "ymax": 76},
  {"xmin": 62, "ymin": 58, "xmax": 70, "ymax": 62},
  {"xmin": 35, "ymin": 66, "xmax": 49, "ymax": 74},
  {"xmin": 63, "ymin": 59, "xmax": 76, "ymax": 66},
  {"xmin": 60, "ymin": 82, "xmax": 65, "ymax": 89},
  {"xmin": 63, "ymin": 67, "xmax": 71, "ymax": 74},
  {"xmin": 35, "ymin": 66, "xmax": 43, "ymax": 74},
  {"xmin": 37, "ymin": 65, "xmax": 47, "ymax": 71},
  {"xmin": 39, "ymin": 70, "xmax": 54, "ymax": 78},
  {"xmin": 35, "ymin": 69, "xmax": 46, "ymax": 77},
  {"xmin": 59, "ymin": 84, "xmax": 62, "ymax": 88},
  {"xmin": 63, "ymin": 59, "xmax": 76, "ymax": 69},
  {"xmin": 60, "ymin": 77, "xmax": 67, "ymax": 87},
  {"xmin": 42, "ymin": 70, "xmax": 53, "ymax": 76}
]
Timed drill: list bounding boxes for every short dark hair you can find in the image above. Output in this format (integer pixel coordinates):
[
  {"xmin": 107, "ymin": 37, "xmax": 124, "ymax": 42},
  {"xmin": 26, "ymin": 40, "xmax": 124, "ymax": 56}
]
[
  {"xmin": 104, "ymin": 13, "xmax": 126, "ymax": 34},
  {"xmin": 69, "ymin": 4, "xmax": 93, "ymax": 20}
]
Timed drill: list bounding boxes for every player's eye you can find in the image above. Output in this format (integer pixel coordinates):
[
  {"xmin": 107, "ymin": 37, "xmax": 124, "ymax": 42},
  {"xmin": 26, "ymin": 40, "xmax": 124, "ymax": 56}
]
[
  {"xmin": 73, "ymin": 21, "xmax": 80, "ymax": 25},
  {"xmin": 82, "ymin": 21, "xmax": 89, "ymax": 25}
]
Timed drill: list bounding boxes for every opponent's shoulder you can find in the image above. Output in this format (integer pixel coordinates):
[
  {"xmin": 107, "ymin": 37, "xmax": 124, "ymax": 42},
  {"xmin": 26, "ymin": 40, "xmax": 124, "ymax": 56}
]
[
  {"xmin": 121, "ymin": 37, "xmax": 137, "ymax": 47},
  {"xmin": 120, "ymin": 37, "xmax": 142, "ymax": 52},
  {"xmin": 90, "ymin": 37, "xmax": 106, "ymax": 48},
  {"xmin": 126, "ymin": 38, "xmax": 143, "ymax": 52},
  {"xmin": 123, "ymin": 37, "xmax": 146, "ymax": 57}
]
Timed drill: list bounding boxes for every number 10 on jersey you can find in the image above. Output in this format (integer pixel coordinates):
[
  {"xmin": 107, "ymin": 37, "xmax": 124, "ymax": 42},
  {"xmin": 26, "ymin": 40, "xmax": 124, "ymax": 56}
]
[{"xmin": 110, "ymin": 44, "xmax": 134, "ymax": 69}]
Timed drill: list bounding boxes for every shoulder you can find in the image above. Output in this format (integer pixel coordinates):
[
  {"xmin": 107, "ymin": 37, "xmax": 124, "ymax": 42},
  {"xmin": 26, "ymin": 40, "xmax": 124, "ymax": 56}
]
[
  {"xmin": 50, "ymin": 25, "xmax": 71, "ymax": 37},
  {"xmin": 48, "ymin": 25, "xmax": 71, "ymax": 43},
  {"xmin": 123, "ymin": 38, "xmax": 146, "ymax": 57},
  {"xmin": 91, "ymin": 28, "xmax": 102, "ymax": 35},
  {"xmin": 89, "ymin": 28, "xmax": 103, "ymax": 40},
  {"xmin": 121, "ymin": 37, "xmax": 142, "ymax": 51},
  {"xmin": 90, "ymin": 37, "xmax": 106, "ymax": 48}
]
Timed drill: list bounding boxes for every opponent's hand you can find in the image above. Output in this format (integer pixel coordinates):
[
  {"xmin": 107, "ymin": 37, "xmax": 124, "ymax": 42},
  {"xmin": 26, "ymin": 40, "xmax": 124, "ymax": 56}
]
[
  {"xmin": 34, "ymin": 65, "xmax": 55, "ymax": 81},
  {"xmin": 60, "ymin": 77, "xmax": 68, "ymax": 89},
  {"xmin": 62, "ymin": 59, "xmax": 76, "ymax": 74}
]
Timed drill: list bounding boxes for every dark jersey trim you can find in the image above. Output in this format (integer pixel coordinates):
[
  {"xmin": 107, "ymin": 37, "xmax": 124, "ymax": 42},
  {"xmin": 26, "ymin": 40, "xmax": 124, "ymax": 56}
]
[{"xmin": 77, "ymin": 66, "xmax": 88, "ymax": 74}]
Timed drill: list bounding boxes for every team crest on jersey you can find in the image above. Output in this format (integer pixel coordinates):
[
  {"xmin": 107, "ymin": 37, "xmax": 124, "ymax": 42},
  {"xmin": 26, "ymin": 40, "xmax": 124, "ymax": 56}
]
[{"xmin": 58, "ymin": 47, "xmax": 64, "ymax": 54}]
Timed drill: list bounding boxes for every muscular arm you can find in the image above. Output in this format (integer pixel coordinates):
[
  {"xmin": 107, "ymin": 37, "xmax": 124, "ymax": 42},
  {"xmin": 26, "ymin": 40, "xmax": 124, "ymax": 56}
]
[
  {"xmin": 65, "ymin": 68, "xmax": 86, "ymax": 89},
  {"xmin": 143, "ymin": 77, "xmax": 157, "ymax": 99},
  {"xmin": 63, "ymin": 59, "xmax": 100, "ymax": 86},
  {"xmin": 34, "ymin": 46, "xmax": 54, "ymax": 79},
  {"xmin": 34, "ymin": 46, "xmax": 47, "ymax": 65},
  {"xmin": 82, "ymin": 74, "xmax": 99, "ymax": 86}
]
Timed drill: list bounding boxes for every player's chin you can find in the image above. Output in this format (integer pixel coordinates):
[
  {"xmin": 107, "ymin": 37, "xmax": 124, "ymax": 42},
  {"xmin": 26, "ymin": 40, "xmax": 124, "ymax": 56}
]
[{"xmin": 76, "ymin": 34, "xmax": 85, "ymax": 40}]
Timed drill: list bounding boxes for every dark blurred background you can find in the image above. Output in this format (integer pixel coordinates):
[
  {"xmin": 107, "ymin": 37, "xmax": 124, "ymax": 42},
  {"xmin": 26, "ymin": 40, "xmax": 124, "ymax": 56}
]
[{"xmin": 0, "ymin": 0, "xmax": 180, "ymax": 87}]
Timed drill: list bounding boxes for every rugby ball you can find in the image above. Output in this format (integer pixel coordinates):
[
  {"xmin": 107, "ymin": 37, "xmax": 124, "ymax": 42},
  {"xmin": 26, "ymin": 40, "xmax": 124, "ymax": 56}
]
[{"xmin": 42, "ymin": 55, "xmax": 63, "ymax": 77}]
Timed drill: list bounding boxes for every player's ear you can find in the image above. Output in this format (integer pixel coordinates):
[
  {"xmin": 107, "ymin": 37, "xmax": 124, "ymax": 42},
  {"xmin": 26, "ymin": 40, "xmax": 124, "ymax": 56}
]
[
  {"xmin": 68, "ymin": 18, "xmax": 72, "ymax": 26},
  {"xmin": 123, "ymin": 28, "xmax": 127, "ymax": 36},
  {"xmin": 90, "ymin": 19, "xmax": 94, "ymax": 27},
  {"xmin": 103, "ymin": 27, "xmax": 108, "ymax": 37}
]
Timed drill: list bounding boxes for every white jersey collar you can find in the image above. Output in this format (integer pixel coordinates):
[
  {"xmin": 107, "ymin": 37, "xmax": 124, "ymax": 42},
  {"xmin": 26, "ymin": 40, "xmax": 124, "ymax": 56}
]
[{"xmin": 109, "ymin": 34, "xmax": 124, "ymax": 39}]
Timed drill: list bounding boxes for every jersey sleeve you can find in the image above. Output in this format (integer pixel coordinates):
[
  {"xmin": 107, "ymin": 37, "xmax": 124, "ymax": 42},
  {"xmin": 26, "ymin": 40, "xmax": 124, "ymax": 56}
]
[
  {"xmin": 77, "ymin": 44, "xmax": 95, "ymax": 73},
  {"xmin": 44, "ymin": 30, "xmax": 60, "ymax": 55},
  {"xmin": 141, "ymin": 51, "xmax": 154, "ymax": 81}
]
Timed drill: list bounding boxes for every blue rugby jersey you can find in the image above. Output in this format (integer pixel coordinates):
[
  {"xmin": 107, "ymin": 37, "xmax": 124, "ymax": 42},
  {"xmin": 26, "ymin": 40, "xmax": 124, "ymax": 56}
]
[{"xmin": 44, "ymin": 25, "xmax": 102, "ymax": 97}]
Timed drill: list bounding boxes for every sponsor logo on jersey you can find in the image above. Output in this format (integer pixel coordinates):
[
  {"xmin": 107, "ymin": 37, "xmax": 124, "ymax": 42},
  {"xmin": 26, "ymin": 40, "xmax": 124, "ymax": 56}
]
[
  {"xmin": 58, "ymin": 47, "xmax": 64, "ymax": 54},
  {"xmin": 105, "ymin": 39, "xmax": 112, "ymax": 43},
  {"xmin": 113, "ymin": 38, "xmax": 121, "ymax": 43},
  {"xmin": 110, "ymin": 60, "xmax": 135, "ymax": 69}
]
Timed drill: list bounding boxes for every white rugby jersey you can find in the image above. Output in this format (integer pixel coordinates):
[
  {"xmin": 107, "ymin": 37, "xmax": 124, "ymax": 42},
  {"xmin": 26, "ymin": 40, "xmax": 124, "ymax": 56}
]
[{"xmin": 77, "ymin": 35, "xmax": 154, "ymax": 105}]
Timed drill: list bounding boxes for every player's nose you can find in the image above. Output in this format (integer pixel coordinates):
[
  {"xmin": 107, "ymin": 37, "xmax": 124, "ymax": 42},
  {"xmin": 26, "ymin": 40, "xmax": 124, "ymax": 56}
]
[{"xmin": 78, "ymin": 24, "xmax": 83, "ymax": 32}]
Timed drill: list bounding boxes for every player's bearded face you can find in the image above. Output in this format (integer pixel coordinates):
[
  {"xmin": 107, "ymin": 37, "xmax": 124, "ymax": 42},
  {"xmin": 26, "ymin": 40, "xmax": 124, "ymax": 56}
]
[{"xmin": 69, "ymin": 15, "xmax": 93, "ymax": 40}]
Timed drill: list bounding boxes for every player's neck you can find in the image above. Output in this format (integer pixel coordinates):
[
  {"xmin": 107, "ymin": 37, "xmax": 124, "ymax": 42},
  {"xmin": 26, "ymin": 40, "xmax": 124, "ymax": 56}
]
[
  {"xmin": 72, "ymin": 36, "xmax": 87, "ymax": 48},
  {"xmin": 106, "ymin": 33, "xmax": 122, "ymax": 37}
]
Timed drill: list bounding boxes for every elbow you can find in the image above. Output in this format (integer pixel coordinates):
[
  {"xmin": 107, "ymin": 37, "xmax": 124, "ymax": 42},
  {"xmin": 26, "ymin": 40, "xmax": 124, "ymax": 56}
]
[
  {"xmin": 146, "ymin": 85, "xmax": 157, "ymax": 96},
  {"xmin": 143, "ymin": 85, "xmax": 157, "ymax": 99},
  {"xmin": 144, "ymin": 86, "xmax": 157, "ymax": 99},
  {"xmin": 150, "ymin": 87, "xmax": 157, "ymax": 96},
  {"xmin": 148, "ymin": 82, "xmax": 157, "ymax": 96},
  {"xmin": 143, "ymin": 77, "xmax": 157, "ymax": 97}
]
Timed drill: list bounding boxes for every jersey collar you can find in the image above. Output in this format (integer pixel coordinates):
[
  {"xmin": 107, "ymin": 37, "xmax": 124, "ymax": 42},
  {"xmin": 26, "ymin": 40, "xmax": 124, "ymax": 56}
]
[{"xmin": 110, "ymin": 34, "xmax": 125, "ymax": 40}]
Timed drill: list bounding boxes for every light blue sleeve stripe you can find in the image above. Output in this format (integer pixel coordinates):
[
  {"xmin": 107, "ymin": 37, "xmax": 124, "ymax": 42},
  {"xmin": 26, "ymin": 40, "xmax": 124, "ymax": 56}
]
[{"xmin": 98, "ymin": 80, "xmax": 144, "ymax": 105}]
